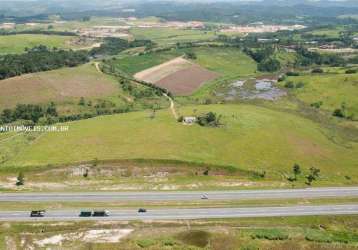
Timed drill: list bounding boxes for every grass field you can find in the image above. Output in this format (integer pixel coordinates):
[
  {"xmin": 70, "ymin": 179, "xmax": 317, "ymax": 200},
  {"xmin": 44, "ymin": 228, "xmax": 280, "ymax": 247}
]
[
  {"xmin": 3, "ymin": 104, "xmax": 357, "ymax": 184},
  {"xmin": 306, "ymin": 26, "xmax": 345, "ymax": 38},
  {"xmin": 0, "ymin": 63, "xmax": 119, "ymax": 109},
  {"xmin": 130, "ymin": 27, "xmax": 217, "ymax": 45},
  {"xmin": 283, "ymin": 72, "xmax": 358, "ymax": 119},
  {"xmin": 113, "ymin": 47, "xmax": 257, "ymax": 77},
  {"xmin": 113, "ymin": 50, "xmax": 183, "ymax": 75},
  {"xmin": 192, "ymin": 47, "xmax": 257, "ymax": 77},
  {"xmin": 0, "ymin": 34, "xmax": 77, "ymax": 54}
]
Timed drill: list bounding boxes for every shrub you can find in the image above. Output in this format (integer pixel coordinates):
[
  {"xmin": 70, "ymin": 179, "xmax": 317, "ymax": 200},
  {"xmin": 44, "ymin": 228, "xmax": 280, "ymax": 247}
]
[
  {"xmin": 78, "ymin": 97, "xmax": 85, "ymax": 106},
  {"xmin": 312, "ymin": 68, "xmax": 324, "ymax": 74},
  {"xmin": 295, "ymin": 82, "xmax": 305, "ymax": 88},
  {"xmin": 184, "ymin": 51, "xmax": 197, "ymax": 60},
  {"xmin": 345, "ymin": 69, "xmax": 357, "ymax": 74},
  {"xmin": 311, "ymin": 101, "xmax": 323, "ymax": 109},
  {"xmin": 305, "ymin": 229, "xmax": 332, "ymax": 243},
  {"xmin": 177, "ymin": 230, "xmax": 211, "ymax": 248},
  {"xmin": 284, "ymin": 81, "xmax": 295, "ymax": 88},
  {"xmin": 333, "ymin": 108, "xmax": 345, "ymax": 118},
  {"xmin": 331, "ymin": 231, "xmax": 358, "ymax": 244},
  {"xmin": 286, "ymin": 71, "xmax": 300, "ymax": 76},
  {"xmin": 137, "ymin": 239, "xmax": 156, "ymax": 248},
  {"xmin": 251, "ymin": 229, "xmax": 289, "ymax": 240},
  {"xmin": 16, "ymin": 172, "xmax": 24, "ymax": 186}
]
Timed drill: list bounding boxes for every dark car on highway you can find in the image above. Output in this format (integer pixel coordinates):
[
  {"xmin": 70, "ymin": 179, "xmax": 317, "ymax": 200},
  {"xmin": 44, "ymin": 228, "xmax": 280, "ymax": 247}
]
[
  {"xmin": 79, "ymin": 210, "xmax": 92, "ymax": 217},
  {"xmin": 138, "ymin": 208, "xmax": 147, "ymax": 213},
  {"xmin": 92, "ymin": 210, "xmax": 109, "ymax": 217},
  {"xmin": 30, "ymin": 210, "xmax": 46, "ymax": 217}
]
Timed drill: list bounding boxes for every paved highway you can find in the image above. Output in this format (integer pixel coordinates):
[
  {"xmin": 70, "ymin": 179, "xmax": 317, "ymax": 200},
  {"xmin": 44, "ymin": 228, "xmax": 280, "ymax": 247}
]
[
  {"xmin": 0, "ymin": 205, "xmax": 357, "ymax": 221},
  {"xmin": 1, "ymin": 187, "xmax": 358, "ymax": 202}
]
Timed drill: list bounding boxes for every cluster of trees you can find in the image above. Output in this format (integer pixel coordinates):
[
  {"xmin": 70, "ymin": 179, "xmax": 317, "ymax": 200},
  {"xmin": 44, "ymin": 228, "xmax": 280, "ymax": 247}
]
[
  {"xmin": 243, "ymin": 46, "xmax": 281, "ymax": 72},
  {"xmin": 101, "ymin": 63, "xmax": 172, "ymax": 97},
  {"xmin": 119, "ymin": 79, "xmax": 159, "ymax": 99},
  {"xmin": 287, "ymin": 164, "xmax": 321, "ymax": 186},
  {"xmin": 90, "ymin": 38, "xmax": 154, "ymax": 56},
  {"xmin": 0, "ymin": 102, "xmax": 58, "ymax": 125},
  {"xmin": 197, "ymin": 112, "xmax": 221, "ymax": 127},
  {"xmin": 0, "ymin": 45, "xmax": 89, "ymax": 80},
  {"xmin": 257, "ymin": 58, "xmax": 281, "ymax": 72},
  {"xmin": 244, "ymin": 46, "xmax": 274, "ymax": 63},
  {"xmin": 295, "ymin": 47, "xmax": 345, "ymax": 67}
]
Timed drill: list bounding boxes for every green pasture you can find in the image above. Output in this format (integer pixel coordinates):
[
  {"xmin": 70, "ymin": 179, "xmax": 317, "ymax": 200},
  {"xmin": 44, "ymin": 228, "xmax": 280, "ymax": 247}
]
[
  {"xmin": 3, "ymin": 104, "xmax": 357, "ymax": 184},
  {"xmin": 0, "ymin": 34, "xmax": 76, "ymax": 54}
]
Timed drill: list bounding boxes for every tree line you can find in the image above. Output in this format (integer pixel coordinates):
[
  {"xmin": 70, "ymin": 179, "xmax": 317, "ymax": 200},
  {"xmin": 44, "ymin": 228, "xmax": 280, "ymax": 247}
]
[
  {"xmin": 90, "ymin": 37, "xmax": 154, "ymax": 57},
  {"xmin": 0, "ymin": 45, "xmax": 89, "ymax": 80},
  {"xmin": 0, "ymin": 38, "xmax": 155, "ymax": 80}
]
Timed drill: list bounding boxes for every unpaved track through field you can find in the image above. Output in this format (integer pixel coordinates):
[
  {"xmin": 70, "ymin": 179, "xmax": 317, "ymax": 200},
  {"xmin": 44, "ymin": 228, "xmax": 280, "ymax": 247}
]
[{"xmin": 164, "ymin": 93, "xmax": 178, "ymax": 120}]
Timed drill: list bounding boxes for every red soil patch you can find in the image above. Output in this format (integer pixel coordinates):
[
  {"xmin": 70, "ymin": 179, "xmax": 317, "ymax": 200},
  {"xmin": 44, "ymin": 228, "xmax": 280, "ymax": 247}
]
[{"xmin": 155, "ymin": 65, "xmax": 219, "ymax": 95}]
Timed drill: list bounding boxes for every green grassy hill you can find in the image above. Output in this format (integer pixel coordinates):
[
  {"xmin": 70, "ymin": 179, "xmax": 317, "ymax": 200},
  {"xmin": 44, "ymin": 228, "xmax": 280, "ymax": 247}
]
[
  {"xmin": 3, "ymin": 104, "xmax": 357, "ymax": 183},
  {"xmin": 0, "ymin": 34, "xmax": 77, "ymax": 54},
  {"xmin": 0, "ymin": 63, "xmax": 119, "ymax": 110},
  {"xmin": 113, "ymin": 47, "xmax": 257, "ymax": 78},
  {"xmin": 283, "ymin": 72, "xmax": 358, "ymax": 119}
]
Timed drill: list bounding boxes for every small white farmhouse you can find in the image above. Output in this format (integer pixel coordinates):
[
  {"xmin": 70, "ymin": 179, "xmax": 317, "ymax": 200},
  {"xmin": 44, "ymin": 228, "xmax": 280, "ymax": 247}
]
[{"xmin": 183, "ymin": 117, "xmax": 196, "ymax": 125}]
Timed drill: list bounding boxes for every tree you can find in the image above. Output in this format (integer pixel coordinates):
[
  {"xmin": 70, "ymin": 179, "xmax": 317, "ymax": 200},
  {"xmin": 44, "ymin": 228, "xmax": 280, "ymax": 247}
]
[
  {"xmin": 293, "ymin": 164, "xmax": 301, "ymax": 177},
  {"xmin": 78, "ymin": 97, "xmax": 85, "ymax": 106},
  {"xmin": 306, "ymin": 167, "xmax": 320, "ymax": 186},
  {"xmin": 184, "ymin": 51, "xmax": 197, "ymax": 60},
  {"xmin": 16, "ymin": 172, "xmax": 24, "ymax": 186}
]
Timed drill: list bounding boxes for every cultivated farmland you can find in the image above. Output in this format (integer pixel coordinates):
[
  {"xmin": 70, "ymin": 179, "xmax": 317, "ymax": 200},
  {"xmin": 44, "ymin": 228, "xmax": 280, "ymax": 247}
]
[
  {"xmin": 114, "ymin": 47, "xmax": 256, "ymax": 95},
  {"xmin": 134, "ymin": 56, "xmax": 219, "ymax": 95},
  {"xmin": 155, "ymin": 64, "xmax": 219, "ymax": 95},
  {"xmin": 134, "ymin": 57, "xmax": 193, "ymax": 83}
]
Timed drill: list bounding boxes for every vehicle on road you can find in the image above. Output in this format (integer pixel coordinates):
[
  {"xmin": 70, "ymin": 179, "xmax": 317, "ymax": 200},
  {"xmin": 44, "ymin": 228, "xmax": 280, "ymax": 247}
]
[
  {"xmin": 92, "ymin": 210, "xmax": 110, "ymax": 217},
  {"xmin": 79, "ymin": 210, "xmax": 92, "ymax": 217},
  {"xmin": 201, "ymin": 194, "xmax": 208, "ymax": 199},
  {"xmin": 30, "ymin": 210, "xmax": 46, "ymax": 217},
  {"xmin": 138, "ymin": 208, "xmax": 147, "ymax": 213}
]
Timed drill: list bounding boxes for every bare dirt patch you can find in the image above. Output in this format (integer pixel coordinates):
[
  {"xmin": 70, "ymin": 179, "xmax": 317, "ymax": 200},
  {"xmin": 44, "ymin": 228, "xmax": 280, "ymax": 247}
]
[
  {"xmin": 134, "ymin": 57, "xmax": 192, "ymax": 83},
  {"xmin": 33, "ymin": 229, "xmax": 133, "ymax": 248},
  {"xmin": 156, "ymin": 64, "xmax": 219, "ymax": 95}
]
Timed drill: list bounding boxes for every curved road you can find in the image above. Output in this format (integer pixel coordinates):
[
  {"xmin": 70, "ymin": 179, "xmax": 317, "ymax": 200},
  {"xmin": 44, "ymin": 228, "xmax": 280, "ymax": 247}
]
[
  {"xmin": 1, "ymin": 187, "xmax": 358, "ymax": 202},
  {"xmin": 0, "ymin": 205, "xmax": 357, "ymax": 221}
]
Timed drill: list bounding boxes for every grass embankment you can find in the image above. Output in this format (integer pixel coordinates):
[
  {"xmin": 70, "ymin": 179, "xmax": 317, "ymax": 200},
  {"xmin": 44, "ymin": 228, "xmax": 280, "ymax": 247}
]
[
  {"xmin": 1, "ymin": 216, "xmax": 357, "ymax": 249},
  {"xmin": 0, "ymin": 34, "xmax": 77, "ymax": 54},
  {"xmin": 2, "ymin": 104, "xmax": 357, "ymax": 185}
]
